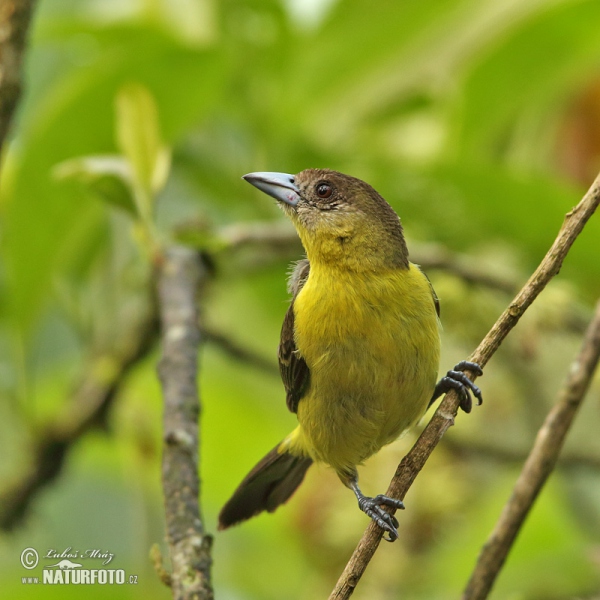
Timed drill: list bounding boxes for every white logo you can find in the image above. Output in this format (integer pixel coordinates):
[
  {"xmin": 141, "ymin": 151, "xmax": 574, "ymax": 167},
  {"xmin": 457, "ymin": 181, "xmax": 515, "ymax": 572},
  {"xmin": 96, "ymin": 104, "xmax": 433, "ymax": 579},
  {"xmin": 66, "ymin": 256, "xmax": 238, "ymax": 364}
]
[
  {"xmin": 19, "ymin": 545, "xmax": 138, "ymax": 586},
  {"xmin": 46, "ymin": 559, "xmax": 83, "ymax": 569},
  {"xmin": 20, "ymin": 548, "xmax": 39, "ymax": 570}
]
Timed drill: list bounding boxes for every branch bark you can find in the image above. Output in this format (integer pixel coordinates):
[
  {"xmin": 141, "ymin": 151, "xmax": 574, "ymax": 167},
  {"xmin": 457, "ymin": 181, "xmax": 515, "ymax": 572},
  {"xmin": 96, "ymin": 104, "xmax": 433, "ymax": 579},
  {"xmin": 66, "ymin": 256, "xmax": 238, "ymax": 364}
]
[
  {"xmin": 156, "ymin": 246, "xmax": 213, "ymax": 600},
  {"xmin": 328, "ymin": 172, "xmax": 600, "ymax": 600},
  {"xmin": 0, "ymin": 0, "xmax": 36, "ymax": 155},
  {"xmin": 462, "ymin": 298, "xmax": 600, "ymax": 600}
]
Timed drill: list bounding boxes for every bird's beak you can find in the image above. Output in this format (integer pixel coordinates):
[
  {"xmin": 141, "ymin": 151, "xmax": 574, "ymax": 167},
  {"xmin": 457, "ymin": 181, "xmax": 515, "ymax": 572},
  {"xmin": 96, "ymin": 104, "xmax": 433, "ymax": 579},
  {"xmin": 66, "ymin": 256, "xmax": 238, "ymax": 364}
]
[{"xmin": 242, "ymin": 172, "xmax": 301, "ymax": 207}]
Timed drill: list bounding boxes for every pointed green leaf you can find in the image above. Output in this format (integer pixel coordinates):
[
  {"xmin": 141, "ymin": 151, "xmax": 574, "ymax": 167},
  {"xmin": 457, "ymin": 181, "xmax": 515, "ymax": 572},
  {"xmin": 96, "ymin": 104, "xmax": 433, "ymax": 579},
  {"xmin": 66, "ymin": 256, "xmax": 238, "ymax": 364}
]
[{"xmin": 114, "ymin": 82, "xmax": 171, "ymax": 204}]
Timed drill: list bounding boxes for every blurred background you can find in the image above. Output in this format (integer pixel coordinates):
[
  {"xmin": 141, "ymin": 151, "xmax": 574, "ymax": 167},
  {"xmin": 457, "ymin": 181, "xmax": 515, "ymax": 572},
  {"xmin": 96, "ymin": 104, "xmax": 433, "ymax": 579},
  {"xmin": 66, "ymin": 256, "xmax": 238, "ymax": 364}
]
[{"xmin": 1, "ymin": 0, "xmax": 600, "ymax": 598}]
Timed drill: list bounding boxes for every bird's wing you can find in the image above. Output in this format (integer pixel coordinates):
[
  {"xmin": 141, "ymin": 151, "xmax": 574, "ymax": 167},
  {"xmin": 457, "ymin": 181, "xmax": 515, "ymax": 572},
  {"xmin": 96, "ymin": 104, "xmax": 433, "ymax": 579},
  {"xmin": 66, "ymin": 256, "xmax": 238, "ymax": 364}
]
[{"xmin": 278, "ymin": 259, "xmax": 311, "ymax": 413}]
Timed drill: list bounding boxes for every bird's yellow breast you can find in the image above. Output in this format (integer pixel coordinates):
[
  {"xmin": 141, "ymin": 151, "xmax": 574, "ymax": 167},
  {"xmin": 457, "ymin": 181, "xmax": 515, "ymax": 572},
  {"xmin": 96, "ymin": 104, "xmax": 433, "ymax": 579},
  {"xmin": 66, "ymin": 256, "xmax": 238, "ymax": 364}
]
[{"xmin": 289, "ymin": 262, "xmax": 440, "ymax": 474}]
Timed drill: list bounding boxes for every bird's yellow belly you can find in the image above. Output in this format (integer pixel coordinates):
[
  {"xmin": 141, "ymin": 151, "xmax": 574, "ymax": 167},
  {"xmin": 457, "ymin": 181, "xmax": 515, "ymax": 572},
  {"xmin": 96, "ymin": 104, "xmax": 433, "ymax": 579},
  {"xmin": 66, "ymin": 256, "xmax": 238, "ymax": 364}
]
[{"xmin": 289, "ymin": 264, "xmax": 440, "ymax": 475}]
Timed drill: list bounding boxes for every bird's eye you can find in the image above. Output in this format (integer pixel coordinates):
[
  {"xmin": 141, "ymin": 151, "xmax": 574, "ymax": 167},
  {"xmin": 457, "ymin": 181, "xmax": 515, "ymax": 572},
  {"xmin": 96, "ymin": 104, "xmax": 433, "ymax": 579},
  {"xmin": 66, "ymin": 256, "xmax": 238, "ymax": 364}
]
[{"xmin": 316, "ymin": 183, "xmax": 332, "ymax": 198}]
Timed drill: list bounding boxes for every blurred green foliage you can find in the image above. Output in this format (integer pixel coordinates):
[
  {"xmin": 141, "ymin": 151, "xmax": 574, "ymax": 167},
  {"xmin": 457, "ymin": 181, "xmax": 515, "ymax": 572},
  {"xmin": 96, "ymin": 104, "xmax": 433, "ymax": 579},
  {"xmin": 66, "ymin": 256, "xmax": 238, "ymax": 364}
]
[{"xmin": 1, "ymin": 0, "xmax": 600, "ymax": 598}]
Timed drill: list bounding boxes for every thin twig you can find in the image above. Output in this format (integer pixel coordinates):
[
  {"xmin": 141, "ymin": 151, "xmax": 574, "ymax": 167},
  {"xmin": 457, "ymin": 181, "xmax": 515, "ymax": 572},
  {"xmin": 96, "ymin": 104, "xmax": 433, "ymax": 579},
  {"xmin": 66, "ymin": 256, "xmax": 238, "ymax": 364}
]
[
  {"xmin": 150, "ymin": 543, "xmax": 173, "ymax": 588},
  {"xmin": 443, "ymin": 437, "xmax": 600, "ymax": 472},
  {"xmin": 0, "ymin": 0, "xmax": 36, "ymax": 155},
  {"xmin": 411, "ymin": 243, "xmax": 517, "ymax": 294},
  {"xmin": 462, "ymin": 299, "xmax": 600, "ymax": 600},
  {"xmin": 156, "ymin": 246, "xmax": 213, "ymax": 600},
  {"xmin": 0, "ymin": 309, "xmax": 159, "ymax": 531},
  {"xmin": 202, "ymin": 325, "xmax": 278, "ymax": 376},
  {"xmin": 218, "ymin": 220, "xmax": 301, "ymax": 254},
  {"xmin": 328, "ymin": 173, "xmax": 600, "ymax": 600}
]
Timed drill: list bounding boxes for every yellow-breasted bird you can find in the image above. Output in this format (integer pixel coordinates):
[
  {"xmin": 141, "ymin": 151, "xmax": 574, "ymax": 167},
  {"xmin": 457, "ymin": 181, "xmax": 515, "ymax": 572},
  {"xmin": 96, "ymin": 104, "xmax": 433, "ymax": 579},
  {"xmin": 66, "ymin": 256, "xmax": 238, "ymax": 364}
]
[{"xmin": 218, "ymin": 169, "xmax": 482, "ymax": 541}]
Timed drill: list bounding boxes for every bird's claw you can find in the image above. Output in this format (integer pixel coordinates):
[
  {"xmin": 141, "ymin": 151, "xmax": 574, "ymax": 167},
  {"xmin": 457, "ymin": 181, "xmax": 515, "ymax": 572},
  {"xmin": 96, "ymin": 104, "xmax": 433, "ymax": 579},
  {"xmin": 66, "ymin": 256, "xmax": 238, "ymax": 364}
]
[
  {"xmin": 357, "ymin": 494, "xmax": 404, "ymax": 542},
  {"xmin": 439, "ymin": 360, "xmax": 483, "ymax": 413}
]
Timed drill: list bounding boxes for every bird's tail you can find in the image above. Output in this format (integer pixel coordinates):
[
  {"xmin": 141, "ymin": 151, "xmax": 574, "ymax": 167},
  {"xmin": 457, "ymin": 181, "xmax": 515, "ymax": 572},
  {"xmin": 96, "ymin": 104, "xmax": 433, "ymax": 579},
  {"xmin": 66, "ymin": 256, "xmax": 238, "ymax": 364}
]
[{"xmin": 218, "ymin": 442, "xmax": 313, "ymax": 530}]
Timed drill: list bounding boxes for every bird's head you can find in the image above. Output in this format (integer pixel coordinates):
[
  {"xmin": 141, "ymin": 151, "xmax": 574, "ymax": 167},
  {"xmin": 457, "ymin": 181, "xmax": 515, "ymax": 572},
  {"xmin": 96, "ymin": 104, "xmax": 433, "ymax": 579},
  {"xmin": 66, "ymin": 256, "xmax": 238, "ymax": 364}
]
[{"xmin": 243, "ymin": 168, "xmax": 409, "ymax": 271}]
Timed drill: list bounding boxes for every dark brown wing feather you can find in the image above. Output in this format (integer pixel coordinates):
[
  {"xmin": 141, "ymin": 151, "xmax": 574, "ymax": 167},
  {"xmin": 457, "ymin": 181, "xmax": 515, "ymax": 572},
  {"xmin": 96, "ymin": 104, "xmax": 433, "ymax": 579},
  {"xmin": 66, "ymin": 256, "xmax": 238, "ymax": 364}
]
[
  {"xmin": 279, "ymin": 260, "xmax": 311, "ymax": 413},
  {"xmin": 218, "ymin": 444, "xmax": 312, "ymax": 529}
]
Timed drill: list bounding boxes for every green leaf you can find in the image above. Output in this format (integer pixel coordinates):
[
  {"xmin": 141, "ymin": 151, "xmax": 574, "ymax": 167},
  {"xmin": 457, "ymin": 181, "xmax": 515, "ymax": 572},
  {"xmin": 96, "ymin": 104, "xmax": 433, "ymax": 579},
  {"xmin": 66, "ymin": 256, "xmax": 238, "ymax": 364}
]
[
  {"xmin": 114, "ymin": 82, "xmax": 171, "ymax": 206},
  {"xmin": 53, "ymin": 155, "xmax": 137, "ymax": 215}
]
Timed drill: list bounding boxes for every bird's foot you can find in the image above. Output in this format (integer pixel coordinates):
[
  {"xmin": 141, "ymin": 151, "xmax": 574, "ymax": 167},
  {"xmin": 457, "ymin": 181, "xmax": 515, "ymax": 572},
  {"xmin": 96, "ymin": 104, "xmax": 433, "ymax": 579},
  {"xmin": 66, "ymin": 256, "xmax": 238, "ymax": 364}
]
[
  {"xmin": 357, "ymin": 494, "xmax": 404, "ymax": 542},
  {"xmin": 432, "ymin": 360, "xmax": 483, "ymax": 413}
]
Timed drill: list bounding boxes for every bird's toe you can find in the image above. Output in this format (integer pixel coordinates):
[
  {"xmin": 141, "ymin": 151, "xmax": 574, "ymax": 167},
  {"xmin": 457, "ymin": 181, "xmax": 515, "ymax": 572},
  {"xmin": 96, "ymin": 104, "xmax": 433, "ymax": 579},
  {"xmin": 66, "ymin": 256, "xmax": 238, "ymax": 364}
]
[{"xmin": 358, "ymin": 494, "xmax": 403, "ymax": 541}]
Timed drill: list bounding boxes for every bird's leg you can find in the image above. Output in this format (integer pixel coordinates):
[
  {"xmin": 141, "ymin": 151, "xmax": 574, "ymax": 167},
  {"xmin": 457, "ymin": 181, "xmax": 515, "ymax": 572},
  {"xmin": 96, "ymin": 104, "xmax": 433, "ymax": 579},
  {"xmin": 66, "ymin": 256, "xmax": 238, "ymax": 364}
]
[
  {"xmin": 429, "ymin": 360, "xmax": 483, "ymax": 413},
  {"xmin": 348, "ymin": 476, "xmax": 404, "ymax": 542}
]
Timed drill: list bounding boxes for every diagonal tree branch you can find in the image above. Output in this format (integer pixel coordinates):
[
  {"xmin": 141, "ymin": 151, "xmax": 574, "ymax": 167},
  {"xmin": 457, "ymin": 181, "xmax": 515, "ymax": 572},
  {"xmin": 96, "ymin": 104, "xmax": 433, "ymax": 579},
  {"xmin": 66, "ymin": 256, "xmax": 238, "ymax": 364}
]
[
  {"xmin": 156, "ymin": 246, "xmax": 213, "ymax": 600},
  {"xmin": 0, "ymin": 0, "xmax": 36, "ymax": 155},
  {"xmin": 0, "ymin": 307, "xmax": 159, "ymax": 531},
  {"xmin": 328, "ymin": 172, "xmax": 600, "ymax": 600},
  {"xmin": 462, "ymin": 298, "xmax": 600, "ymax": 600}
]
